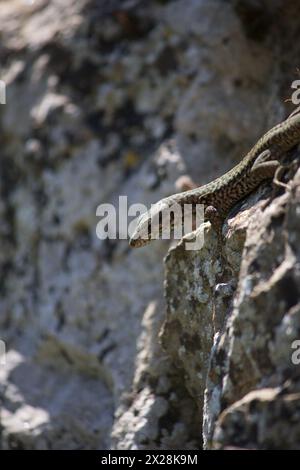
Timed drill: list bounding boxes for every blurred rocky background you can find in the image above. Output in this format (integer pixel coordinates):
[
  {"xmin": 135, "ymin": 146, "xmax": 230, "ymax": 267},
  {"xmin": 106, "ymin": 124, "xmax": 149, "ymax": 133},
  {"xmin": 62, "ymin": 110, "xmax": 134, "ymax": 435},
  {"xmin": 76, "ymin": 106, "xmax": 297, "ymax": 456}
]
[{"xmin": 0, "ymin": 0, "xmax": 300, "ymax": 450}]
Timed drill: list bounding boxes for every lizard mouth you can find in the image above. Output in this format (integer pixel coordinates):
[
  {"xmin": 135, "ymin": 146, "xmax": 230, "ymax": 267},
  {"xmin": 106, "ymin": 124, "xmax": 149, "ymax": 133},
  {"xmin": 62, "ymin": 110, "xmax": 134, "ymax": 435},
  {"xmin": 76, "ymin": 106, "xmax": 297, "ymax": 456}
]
[{"xmin": 129, "ymin": 235, "xmax": 151, "ymax": 248}]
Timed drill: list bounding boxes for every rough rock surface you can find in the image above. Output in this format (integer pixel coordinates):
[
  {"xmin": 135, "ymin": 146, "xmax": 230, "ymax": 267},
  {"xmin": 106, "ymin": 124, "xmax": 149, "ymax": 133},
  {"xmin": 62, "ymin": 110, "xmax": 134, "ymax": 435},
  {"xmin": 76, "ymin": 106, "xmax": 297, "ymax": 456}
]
[
  {"xmin": 208, "ymin": 167, "xmax": 300, "ymax": 449},
  {"xmin": 0, "ymin": 0, "xmax": 300, "ymax": 450},
  {"xmin": 164, "ymin": 161, "xmax": 300, "ymax": 449}
]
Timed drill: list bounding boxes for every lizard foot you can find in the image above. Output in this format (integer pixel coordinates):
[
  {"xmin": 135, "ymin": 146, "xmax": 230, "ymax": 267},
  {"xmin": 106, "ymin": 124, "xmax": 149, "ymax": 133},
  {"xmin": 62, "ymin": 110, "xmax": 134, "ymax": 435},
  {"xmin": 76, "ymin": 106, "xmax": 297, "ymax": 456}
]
[
  {"xmin": 272, "ymin": 163, "xmax": 293, "ymax": 191},
  {"xmin": 205, "ymin": 205, "xmax": 229, "ymax": 277},
  {"xmin": 205, "ymin": 205, "xmax": 223, "ymax": 242}
]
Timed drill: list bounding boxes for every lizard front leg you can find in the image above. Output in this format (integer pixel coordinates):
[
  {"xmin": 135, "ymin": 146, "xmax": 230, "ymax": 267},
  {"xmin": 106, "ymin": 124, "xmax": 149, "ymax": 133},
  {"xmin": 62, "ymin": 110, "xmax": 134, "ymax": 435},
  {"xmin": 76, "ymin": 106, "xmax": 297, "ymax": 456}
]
[
  {"xmin": 273, "ymin": 164, "xmax": 293, "ymax": 190},
  {"xmin": 204, "ymin": 168, "xmax": 280, "ymax": 239},
  {"xmin": 204, "ymin": 205, "xmax": 224, "ymax": 242},
  {"xmin": 204, "ymin": 205, "xmax": 234, "ymax": 278},
  {"xmin": 205, "ymin": 151, "xmax": 279, "ymax": 237},
  {"xmin": 250, "ymin": 148, "xmax": 281, "ymax": 181},
  {"xmin": 250, "ymin": 148, "xmax": 295, "ymax": 190},
  {"xmin": 250, "ymin": 149, "xmax": 287, "ymax": 211},
  {"xmin": 205, "ymin": 151, "xmax": 280, "ymax": 239},
  {"xmin": 250, "ymin": 159, "xmax": 280, "ymax": 180}
]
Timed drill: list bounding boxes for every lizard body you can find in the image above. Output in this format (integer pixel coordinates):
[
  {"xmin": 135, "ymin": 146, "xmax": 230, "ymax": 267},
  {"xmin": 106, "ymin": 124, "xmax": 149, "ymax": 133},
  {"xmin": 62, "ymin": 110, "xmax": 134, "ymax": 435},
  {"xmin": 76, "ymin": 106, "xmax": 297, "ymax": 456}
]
[{"xmin": 130, "ymin": 112, "xmax": 300, "ymax": 248}]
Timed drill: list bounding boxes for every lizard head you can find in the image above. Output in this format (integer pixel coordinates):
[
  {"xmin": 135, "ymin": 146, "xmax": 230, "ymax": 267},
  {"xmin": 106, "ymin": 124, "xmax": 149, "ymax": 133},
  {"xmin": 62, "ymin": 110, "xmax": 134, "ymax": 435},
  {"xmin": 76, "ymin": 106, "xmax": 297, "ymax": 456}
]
[{"xmin": 129, "ymin": 196, "xmax": 179, "ymax": 248}]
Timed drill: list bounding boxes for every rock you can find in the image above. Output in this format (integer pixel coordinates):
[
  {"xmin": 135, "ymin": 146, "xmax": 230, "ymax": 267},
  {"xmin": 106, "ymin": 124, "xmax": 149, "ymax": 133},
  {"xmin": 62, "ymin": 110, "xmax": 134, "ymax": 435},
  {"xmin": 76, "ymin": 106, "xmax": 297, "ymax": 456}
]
[
  {"xmin": 213, "ymin": 387, "xmax": 300, "ymax": 450},
  {"xmin": 162, "ymin": 163, "xmax": 300, "ymax": 450}
]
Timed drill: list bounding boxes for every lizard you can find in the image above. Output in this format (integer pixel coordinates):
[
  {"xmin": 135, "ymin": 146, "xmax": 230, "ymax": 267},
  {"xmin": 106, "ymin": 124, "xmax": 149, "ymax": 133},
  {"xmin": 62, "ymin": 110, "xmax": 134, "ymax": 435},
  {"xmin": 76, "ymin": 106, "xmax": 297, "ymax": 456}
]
[{"xmin": 129, "ymin": 111, "xmax": 300, "ymax": 248}]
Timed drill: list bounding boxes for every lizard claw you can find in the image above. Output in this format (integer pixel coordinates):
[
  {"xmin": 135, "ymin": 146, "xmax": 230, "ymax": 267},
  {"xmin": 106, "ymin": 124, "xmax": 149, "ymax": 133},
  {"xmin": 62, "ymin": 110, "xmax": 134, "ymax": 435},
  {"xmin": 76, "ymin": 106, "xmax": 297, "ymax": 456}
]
[{"xmin": 204, "ymin": 205, "xmax": 223, "ymax": 241}]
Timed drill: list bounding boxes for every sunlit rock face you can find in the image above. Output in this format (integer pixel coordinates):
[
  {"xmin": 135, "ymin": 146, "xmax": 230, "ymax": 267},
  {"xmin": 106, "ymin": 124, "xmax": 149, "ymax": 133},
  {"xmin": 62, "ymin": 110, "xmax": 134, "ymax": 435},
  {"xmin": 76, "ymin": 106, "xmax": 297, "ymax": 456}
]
[{"xmin": 1, "ymin": 0, "xmax": 300, "ymax": 451}]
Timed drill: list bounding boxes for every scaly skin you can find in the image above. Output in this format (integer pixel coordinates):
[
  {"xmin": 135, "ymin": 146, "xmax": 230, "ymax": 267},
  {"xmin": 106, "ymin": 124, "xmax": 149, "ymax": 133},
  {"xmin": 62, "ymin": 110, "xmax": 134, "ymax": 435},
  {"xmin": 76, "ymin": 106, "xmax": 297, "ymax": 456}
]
[{"xmin": 130, "ymin": 112, "xmax": 300, "ymax": 247}]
